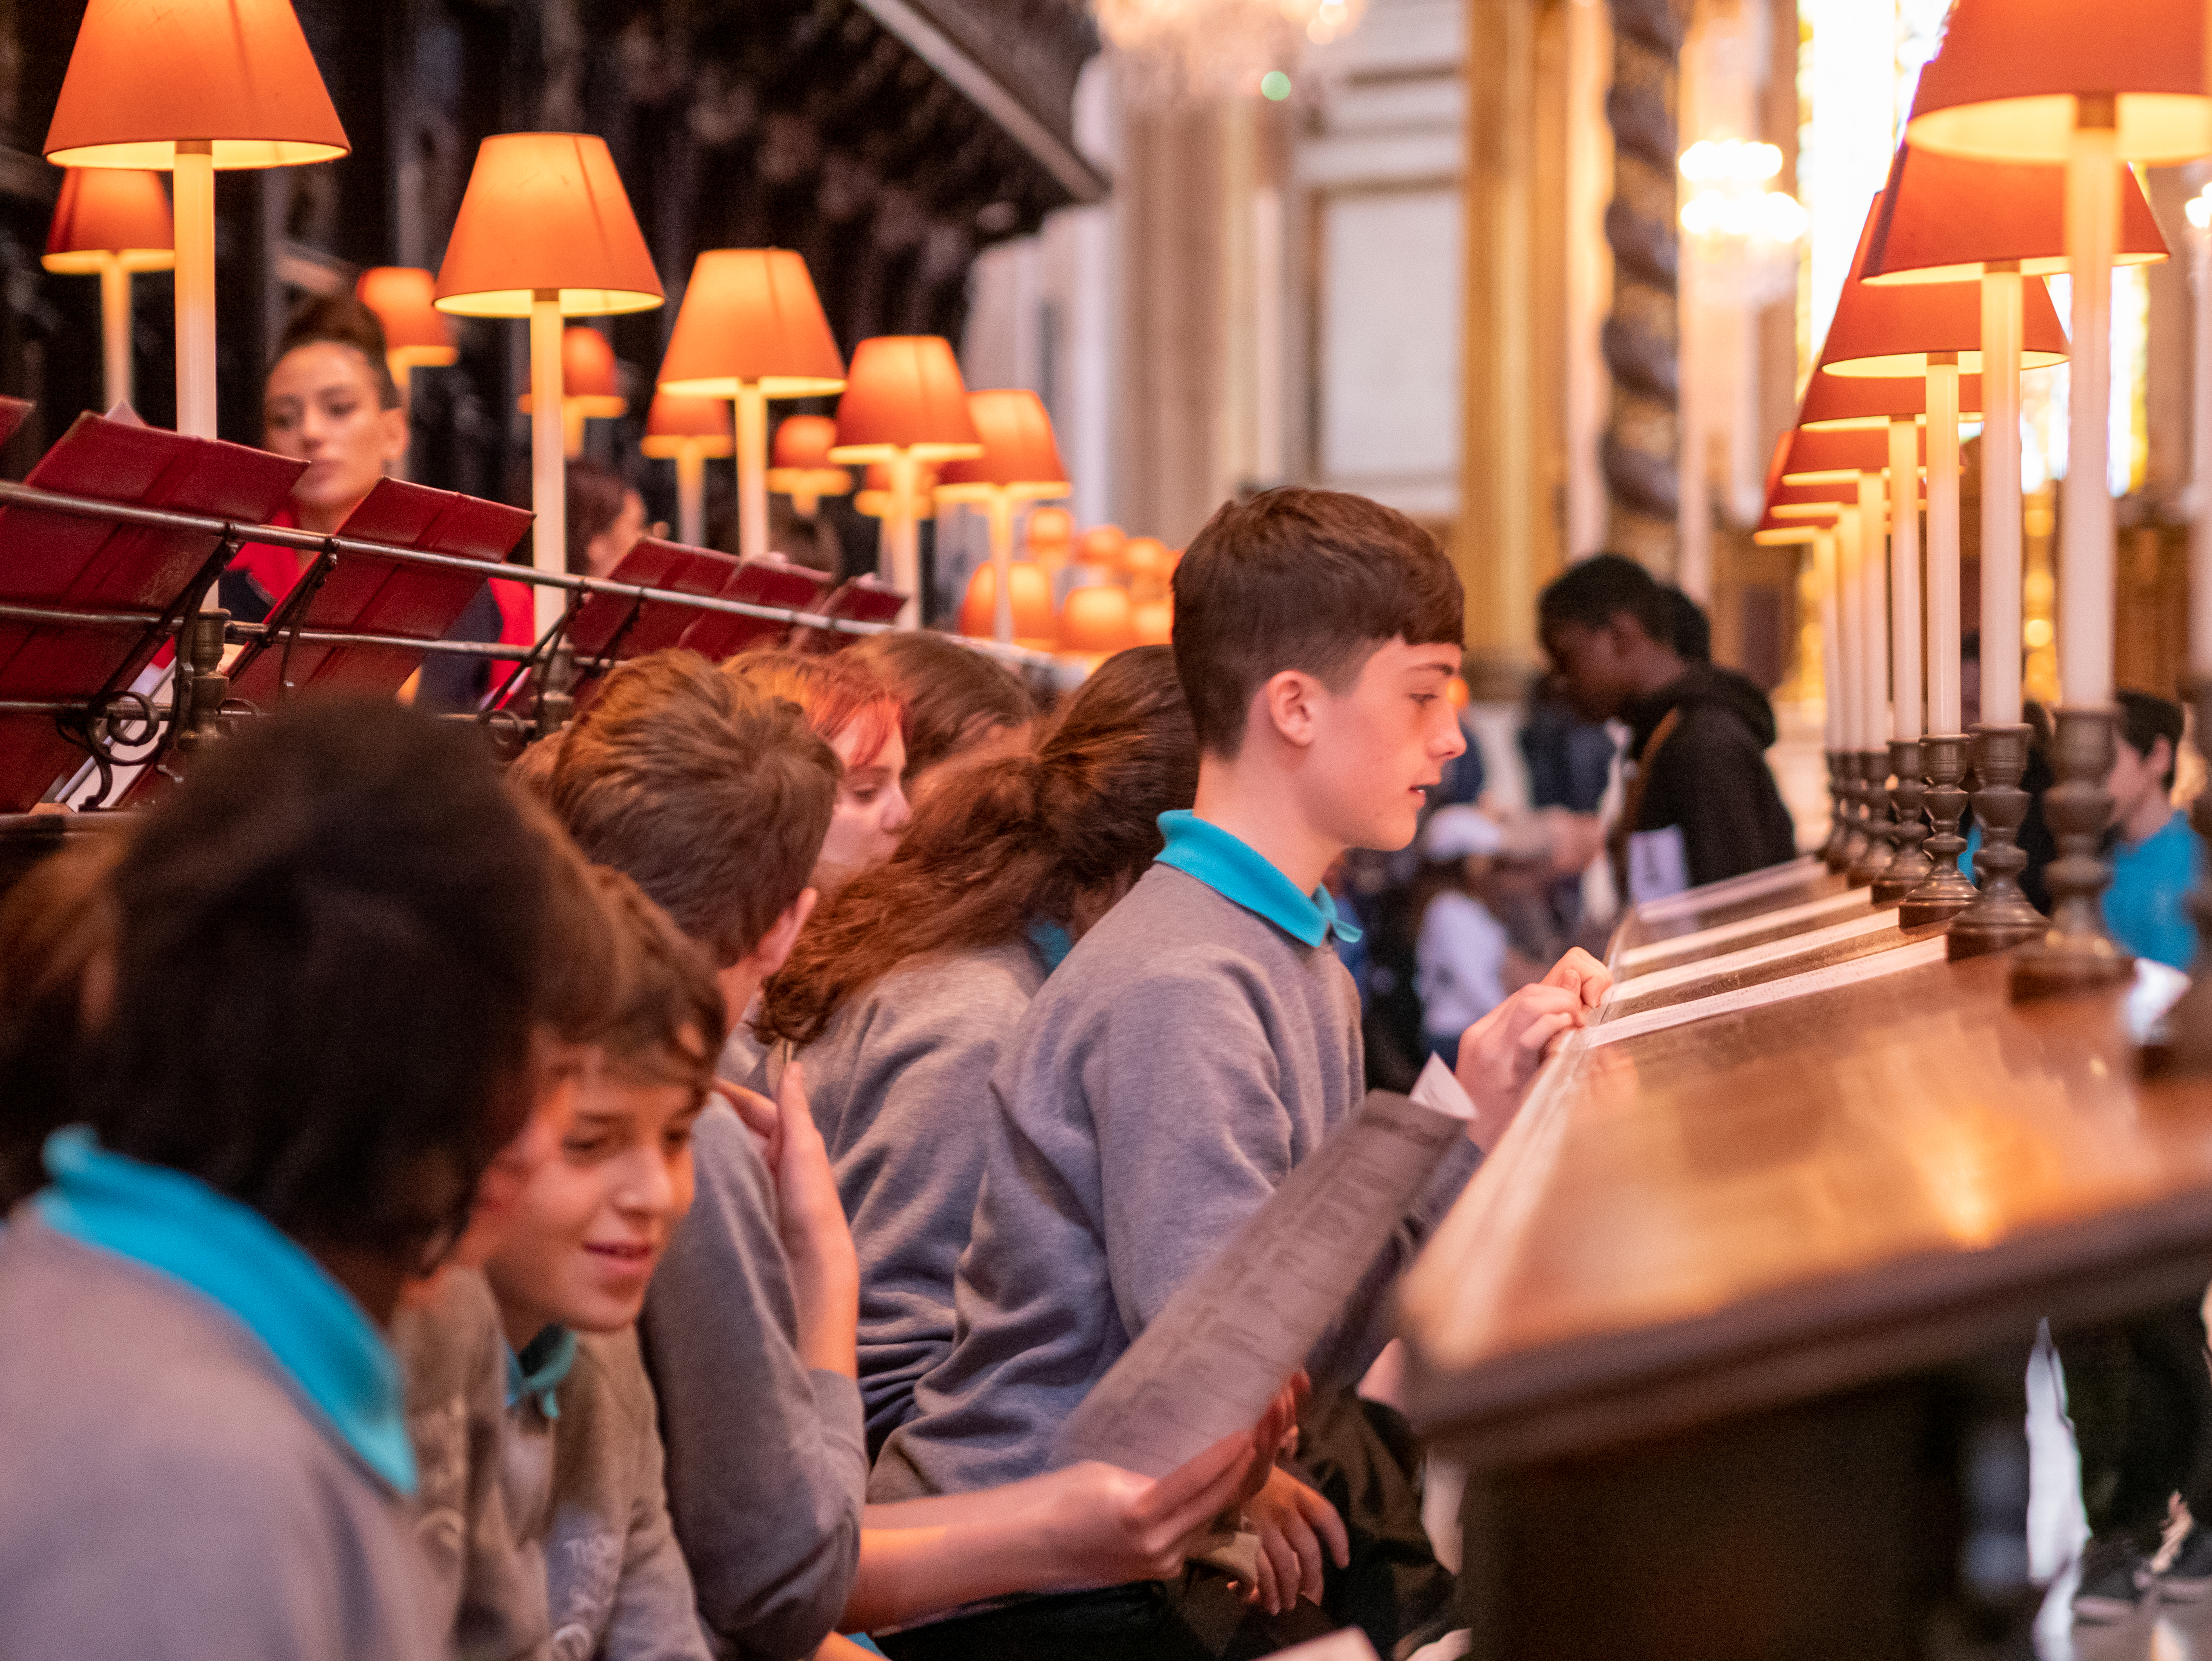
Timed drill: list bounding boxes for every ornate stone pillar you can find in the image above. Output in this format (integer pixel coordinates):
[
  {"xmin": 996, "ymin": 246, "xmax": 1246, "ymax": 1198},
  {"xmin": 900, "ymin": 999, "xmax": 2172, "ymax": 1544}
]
[{"xmin": 1602, "ymin": 0, "xmax": 1683, "ymax": 572}]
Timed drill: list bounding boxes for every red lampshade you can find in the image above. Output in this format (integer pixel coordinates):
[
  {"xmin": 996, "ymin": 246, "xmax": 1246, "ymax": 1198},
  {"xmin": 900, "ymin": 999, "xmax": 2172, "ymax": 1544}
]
[
  {"xmin": 518, "ymin": 328, "xmax": 626, "ymax": 416},
  {"xmin": 1122, "ymin": 536, "xmax": 1171, "ymax": 593},
  {"xmin": 1061, "ymin": 583, "xmax": 1134, "ymax": 654},
  {"xmin": 1769, "ymin": 478, "xmax": 1921, "ymax": 519},
  {"xmin": 355, "ymin": 267, "xmax": 455, "ymax": 367},
  {"xmin": 43, "ymin": 168, "xmax": 173, "ymax": 272},
  {"xmin": 1028, "ymin": 505, "xmax": 1075, "ymax": 548},
  {"xmin": 1077, "ymin": 523, "xmax": 1127, "ymax": 566},
  {"xmin": 1132, "ymin": 596, "xmax": 1174, "ymax": 647},
  {"xmin": 1904, "ymin": 0, "xmax": 2211, "ymax": 166},
  {"xmin": 640, "ymin": 392, "xmax": 734, "ymax": 460},
  {"xmin": 44, "ymin": 0, "xmax": 348, "ymax": 170},
  {"xmin": 773, "ymin": 414, "xmax": 840, "ymax": 468},
  {"xmin": 831, "ymin": 337, "xmax": 984, "ymax": 463},
  {"xmin": 959, "ymin": 559, "xmax": 1056, "ymax": 644},
  {"xmin": 1799, "ymin": 365, "xmax": 1985, "ymax": 430},
  {"xmin": 1863, "ymin": 144, "xmax": 2168, "ymax": 286},
  {"xmin": 936, "ymin": 390, "xmax": 1070, "ymax": 496},
  {"xmin": 1819, "ymin": 194, "xmax": 2068, "ymax": 378},
  {"xmin": 434, "ymin": 133, "xmax": 662, "ymax": 318},
  {"xmin": 657, "ymin": 249, "xmax": 845, "ymax": 398},
  {"xmin": 857, "ymin": 462, "xmax": 939, "ymax": 519},
  {"xmin": 1779, "ymin": 426, "xmax": 1923, "ymax": 485}
]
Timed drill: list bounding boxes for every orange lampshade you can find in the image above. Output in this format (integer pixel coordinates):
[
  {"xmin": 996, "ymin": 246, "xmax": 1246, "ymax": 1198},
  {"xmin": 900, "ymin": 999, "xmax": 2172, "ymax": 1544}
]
[
  {"xmin": 45, "ymin": 0, "xmax": 348, "ymax": 170},
  {"xmin": 640, "ymin": 393, "xmax": 734, "ymax": 459},
  {"xmin": 1122, "ymin": 536, "xmax": 1171, "ymax": 592},
  {"xmin": 657, "ymin": 249, "xmax": 845, "ymax": 398},
  {"xmin": 1060, "ymin": 583, "xmax": 1134, "ymax": 655},
  {"xmin": 831, "ymin": 337, "xmax": 984, "ymax": 463},
  {"xmin": 1769, "ymin": 478, "xmax": 1920, "ymax": 519},
  {"xmin": 355, "ymin": 267, "xmax": 455, "ymax": 367},
  {"xmin": 774, "ymin": 414, "xmax": 840, "ymax": 469},
  {"xmin": 1131, "ymin": 597, "xmax": 1173, "ymax": 647},
  {"xmin": 1028, "ymin": 505, "xmax": 1075, "ymax": 547},
  {"xmin": 518, "ymin": 328, "xmax": 626, "ymax": 416},
  {"xmin": 1778, "ymin": 426, "xmax": 1923, "ymax": 485},
  {"xmin": 1819, "ymin": 194, "xmax": 2068, "ymax": 378},
  {"xmin": 43, "ymin": 168, "xmax": 173, "ymax": 272},
  {"xmin": 1077, "ymin": 524, "xmax": 1127, "ymax": 566},
  {"xmin": 857, "ymin": 462, "xmax": 938, "ymax": 520},
  {"xmin": 959, "ymin": 560, "xmax": 1056, "ymax": 643},
  {"xmin": 936, "ymin": 390, "xmax": 1070, "ymax": 497},
  {"xmin": 1904, "ymin": 0, "xmax": 2211, "ymax": 166},
  {"xmin": 1863, "ymin": 144, "xmax": 2168, "ymax": 286},
  {"xmin": 434, "ymin": 133, "xmax": 662, "ymax": 318},
  {"xmin": 1798, "ymin": 366, "xmax": 1985, "ymax": 431}
]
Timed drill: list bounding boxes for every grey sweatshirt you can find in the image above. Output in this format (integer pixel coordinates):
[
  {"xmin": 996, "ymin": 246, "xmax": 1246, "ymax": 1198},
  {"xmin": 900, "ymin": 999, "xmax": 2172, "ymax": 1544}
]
[
  {"xmin": 0, "ymin": 1218, "xmax": 442, "ymax": 1661},
  {"xmin": 502, "ymin": 1329, "xmax": 712, "ymax": 1661},
  {"xmin": 872, "ymin": 863, "xmax": 1480, "ymax": 1502},
  {"xmin": 639, "ymin": 1101, "xmax": 868, "ymax": 1660},
  {"xmin": 394, "ymin": 1267, "xmax": 552, "ymax": 1661},
  {"xmin": 797, "ymin": 937, "xmax": 1046, "ymax": 1454}
]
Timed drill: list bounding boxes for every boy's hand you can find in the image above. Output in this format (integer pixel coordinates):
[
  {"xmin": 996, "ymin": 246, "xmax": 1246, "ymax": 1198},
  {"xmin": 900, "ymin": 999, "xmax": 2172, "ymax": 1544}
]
[
  {"xmin": 722, "ymin": 1061, "xmax": 860, "ymax": 1378},
  {"xmin": 1240, "ymin": 1466, "xmax": 1348, "ymax": 1615},
  {"xmin": 1454, "ymin": 949, "xmax": 1608, "ymax": 1147}
]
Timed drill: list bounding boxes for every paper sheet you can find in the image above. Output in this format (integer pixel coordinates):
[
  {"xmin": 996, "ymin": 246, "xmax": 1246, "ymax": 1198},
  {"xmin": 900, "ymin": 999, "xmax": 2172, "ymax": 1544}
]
[
  {"xmin": 1614, "ymin": 886, "xmax": 1872, "ymax": 971},
  {"xmin": 1589, "ymin": 934, "xmax": 1948, "ymax": 1048},
  {"xmin": 1052, "ymin": 1056, "xmax": 1475, "ymax": 1478},
  {"xmin": 1606, "ymin": 906, "xmax": 1902, "ymax": 1002}
]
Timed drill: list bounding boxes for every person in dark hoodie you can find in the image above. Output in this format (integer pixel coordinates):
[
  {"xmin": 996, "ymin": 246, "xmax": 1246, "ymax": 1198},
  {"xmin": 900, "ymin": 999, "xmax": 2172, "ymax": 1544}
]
[{"xmin": 1538, "ymin": 554, "xmax": 1799, "ymax": 902}]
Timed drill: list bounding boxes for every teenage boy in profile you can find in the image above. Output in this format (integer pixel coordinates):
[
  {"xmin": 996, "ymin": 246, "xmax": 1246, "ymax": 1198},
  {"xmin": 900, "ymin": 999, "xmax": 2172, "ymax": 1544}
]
[
  {"xmin": 873, "ymin": 488, "xmax": 1608, "ymax": 1659},
  {"xmin": 1538, "ymin": 552, "xmax": 1798, "ymax": 902}
]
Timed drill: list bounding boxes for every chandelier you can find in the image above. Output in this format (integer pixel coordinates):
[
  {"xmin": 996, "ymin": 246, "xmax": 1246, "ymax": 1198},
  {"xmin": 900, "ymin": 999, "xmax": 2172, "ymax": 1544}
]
[
  {"xmin": 1093, "ymin": 0, "xmax": 1367, "ymax": 102},
  {"xmin": 1678, "ymin": 139, "xmax": 1808, "ymax": 308}
]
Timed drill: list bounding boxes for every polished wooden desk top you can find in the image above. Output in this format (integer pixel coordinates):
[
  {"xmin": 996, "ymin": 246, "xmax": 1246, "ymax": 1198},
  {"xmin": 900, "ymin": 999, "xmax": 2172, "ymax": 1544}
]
[{"xmin": 1400, "ymin": 870, "xmax": 2212, "ymax": 1470}]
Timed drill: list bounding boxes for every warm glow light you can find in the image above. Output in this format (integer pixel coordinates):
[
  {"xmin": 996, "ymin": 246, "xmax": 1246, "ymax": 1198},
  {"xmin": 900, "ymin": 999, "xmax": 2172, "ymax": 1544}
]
[
  {"xmin": 1679, "ymin": 138, "xmax": 1784, "ymax": 185},
  {"xmin": 2191, "ymin": 186, "xmax": 2212, "ymax": 232}
]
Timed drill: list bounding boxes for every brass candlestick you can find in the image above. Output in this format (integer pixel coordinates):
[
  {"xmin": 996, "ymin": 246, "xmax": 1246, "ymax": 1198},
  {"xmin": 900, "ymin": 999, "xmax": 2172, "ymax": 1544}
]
[
  {"xmin": 1872, "ymin": 738, "xmax": 1932, "ymax": 904},
  {"xmin": 1848, "ymin": 747, "xmax": 1895, "ymax": 888},
  {"xmin": 2010, "ymin": 705, "xmax": 2133, "ymax": 999},
  {"xmin": 1821, "ymin": 750, "xmax": 1852, "ymax": 872},
  {"xmin": 1901, "ymin": 732, "xmax": 1979, "ymax": 927},
  {"xmin": 1947, "ymin": 723, "xmax": 2047, "ymax": 959},
  {"xmin": 1838, "ymin": 751, "xmax": 1872, "ymax": 870},
  {"xmin": 2140, "ymin": 678, "xmax": 2212, "ymax": 1072}
]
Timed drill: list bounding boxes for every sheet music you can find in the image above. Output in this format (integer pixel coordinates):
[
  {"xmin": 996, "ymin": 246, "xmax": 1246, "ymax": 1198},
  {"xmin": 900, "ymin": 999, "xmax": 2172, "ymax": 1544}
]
[
  {"xmin": 1607, "ymin": 906, "xmax": 1902, "ymax": 1002},
  {"xmin": 1053, "ymin": 1057, "xmax": 1474, "ymax": 1477},
  {"xmin": 1631, "ymin": 855, "xmax": 1823, "ymax": 921},
  {"xmin": 1589, "ymin": 935, "xmax": 1948, "ymax": 1048},
  {"xmin": 1614, "ymin": 886, "xmax": 1873, "ymax": 971}
]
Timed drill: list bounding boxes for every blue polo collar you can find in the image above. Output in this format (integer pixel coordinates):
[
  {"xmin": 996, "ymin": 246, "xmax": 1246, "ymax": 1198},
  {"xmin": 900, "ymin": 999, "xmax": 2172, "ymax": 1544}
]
[
  {"xmin": 507, "ymin": 1324, "xmax": 579, "ymax": 1420},
  {"xmin": 1155, "ymin": 811, "xmax": 1363, "ymax": 948},
  {"xmin": 35, "ymin": 1126, "xmax": 415, "ymax": 1494},
  {"xmin": 1025, "ymin": 917, "xmax": 1074, "ymax": 975}
]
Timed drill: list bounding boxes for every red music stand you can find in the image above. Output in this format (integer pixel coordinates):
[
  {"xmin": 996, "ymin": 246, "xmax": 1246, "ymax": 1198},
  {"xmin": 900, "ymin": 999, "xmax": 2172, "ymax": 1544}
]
[
  {"xmin": 679, "ymin": 554, "xmax": 832, "ymax": 663},
  {"xmin": 796, "ymin": 574, "xmax": 906, "ymax": 653}
]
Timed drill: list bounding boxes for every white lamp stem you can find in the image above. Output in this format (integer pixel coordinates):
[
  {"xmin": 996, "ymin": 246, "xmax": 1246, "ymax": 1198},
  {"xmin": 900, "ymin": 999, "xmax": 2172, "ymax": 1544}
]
[
  {"xmin": 1980, "ymin": 266, "xmax": 2025, "ymax": 725},
  {"xmin": 2060, "ymin": 106, "xmax": 2119, "ymax": 708},
  {"xmin": 1818, "ymin": 527, "xmax": 1842, "ymax": 753},
  {"xmin": 1858, "ymin": 471, "xmax": 1890, "ymax": 750},
  {"xmin": 99, "ymin": 257, "xmax": 131, "ymax": 414},
  {"xmin": 390, "ymin": 358, "xmax": 412, "ymax": 483},
  {"xmin": 736, "ymin": 383, "xmax": 768, "ymax": 563},
  {"xmin": 677, "ymin": 448, "xmax": 706, "ymax": 547},
  {"xmin": 173, "ymin": 141, "xmax": 216, "ymax": 444},
  {"xmin": 1888, "ymin": 417, "xmax": 1923, "ymax": 742},
  {"xmin": 882, "ymin": 448, "xmax": 921, "ymax": 628},
  {"xmin": 2193, "ymin": 217, "xmax": 2212, "ymax": 675},
  {"xmin": 990, "ymin": 491, "xmax": 1016, "ymax": 644},
  {"xmin": 530, "ymin": 291, "xmax": 568, "ymax": 637},
  {"xmin": 1836, "ymin": 504, "xmax": 1865, "ymax": 753},
  {"xmin": 1926, "ymin": 356, "xmax": 1962, "ymax": 736}
]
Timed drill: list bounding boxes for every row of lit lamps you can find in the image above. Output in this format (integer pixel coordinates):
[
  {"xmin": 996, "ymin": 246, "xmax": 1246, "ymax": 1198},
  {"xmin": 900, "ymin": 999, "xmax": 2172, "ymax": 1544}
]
[
  {"xmin": 1751, "ymin": 0, "xmax": 2212, "ymax": 1011},
  {"xmin": 37, "ymin": 0, "xmax": 1084, "ymax": 644}
]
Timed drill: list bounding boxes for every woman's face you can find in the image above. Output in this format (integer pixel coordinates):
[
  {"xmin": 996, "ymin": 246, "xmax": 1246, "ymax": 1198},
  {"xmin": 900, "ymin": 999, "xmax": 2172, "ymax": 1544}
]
[
  {"xmin": 586, "ymin": 490, "xmax": 647, "ymax": 579},
  {"xmin": 812, "ymin": 720, "xmax": 911, "ymax": 895},
  {"xmin": 263, "ymin": 342, "xmax": 408, "ymax": 528}
]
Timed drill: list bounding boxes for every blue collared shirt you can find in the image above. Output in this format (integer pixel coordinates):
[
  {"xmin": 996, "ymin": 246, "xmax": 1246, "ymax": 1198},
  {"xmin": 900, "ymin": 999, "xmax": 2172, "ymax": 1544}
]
[
  {"xmin": 34, "ymin": 1125, "xmax": 416, "ymax": 1494},
  {"xmin": 2106, "ymin": 809, "xmax": 2205, "ymax": 971},
  {"xmin": 1155, "ymin": 810, "xmax": 1364, "ymax": 948},
  {"xmin": 506, "ymin": 1323, "xmax": 580, "ymax": 1420}
]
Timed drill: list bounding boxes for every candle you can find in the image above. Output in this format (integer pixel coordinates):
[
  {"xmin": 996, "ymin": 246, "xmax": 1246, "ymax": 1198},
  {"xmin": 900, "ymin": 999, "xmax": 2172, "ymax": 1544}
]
[
  {"xmin": 1981, "ymin": 267, "xmax": 2025, "ymax": 725},
  {"xmin": 2059, "ymin": 108, "xmax": 2118, "ymax": 707},
  {"xmin": 1836, "ymin": 507, "xmax": 1865, "ymax": 752},
  {"xmin": 1819, "ymin": 528, "xmax": 1843, "ymax": 752},
  {"xmin": 1926, "ymin": 355, "xmax": 1964, "ymax": 732},
  {"xmin": 1859, "ymin": 471, "xmax": 1890, "ymax": 754},
  {"xmin": 1888, "ymin": 418, "xmax": 1924, "ymax": 740}
]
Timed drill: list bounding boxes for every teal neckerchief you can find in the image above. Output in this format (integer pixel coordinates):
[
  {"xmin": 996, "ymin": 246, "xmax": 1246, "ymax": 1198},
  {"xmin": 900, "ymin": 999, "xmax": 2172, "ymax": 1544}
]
[
  {"xmin": 506, "ymin": 1324, "xmax": 579, "ymax": 1420},
  {"xmin": 1154, "ymin": 810, "xmax": 1363, "ymax": 947},
  {"xmin": 1025, "ymin": 917, "xmax": 1075, "ymax": 974},
  {"xmin": 35, "ymin": 1125, "xmax": 415, "ymax": 1494}
]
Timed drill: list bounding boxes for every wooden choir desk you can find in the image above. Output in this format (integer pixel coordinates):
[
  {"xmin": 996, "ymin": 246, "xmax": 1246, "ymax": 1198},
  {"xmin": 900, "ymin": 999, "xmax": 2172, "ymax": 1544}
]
[{"xmin": 1398, "ymin": 856, "xmax": 2212, "ymax": 1660}]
